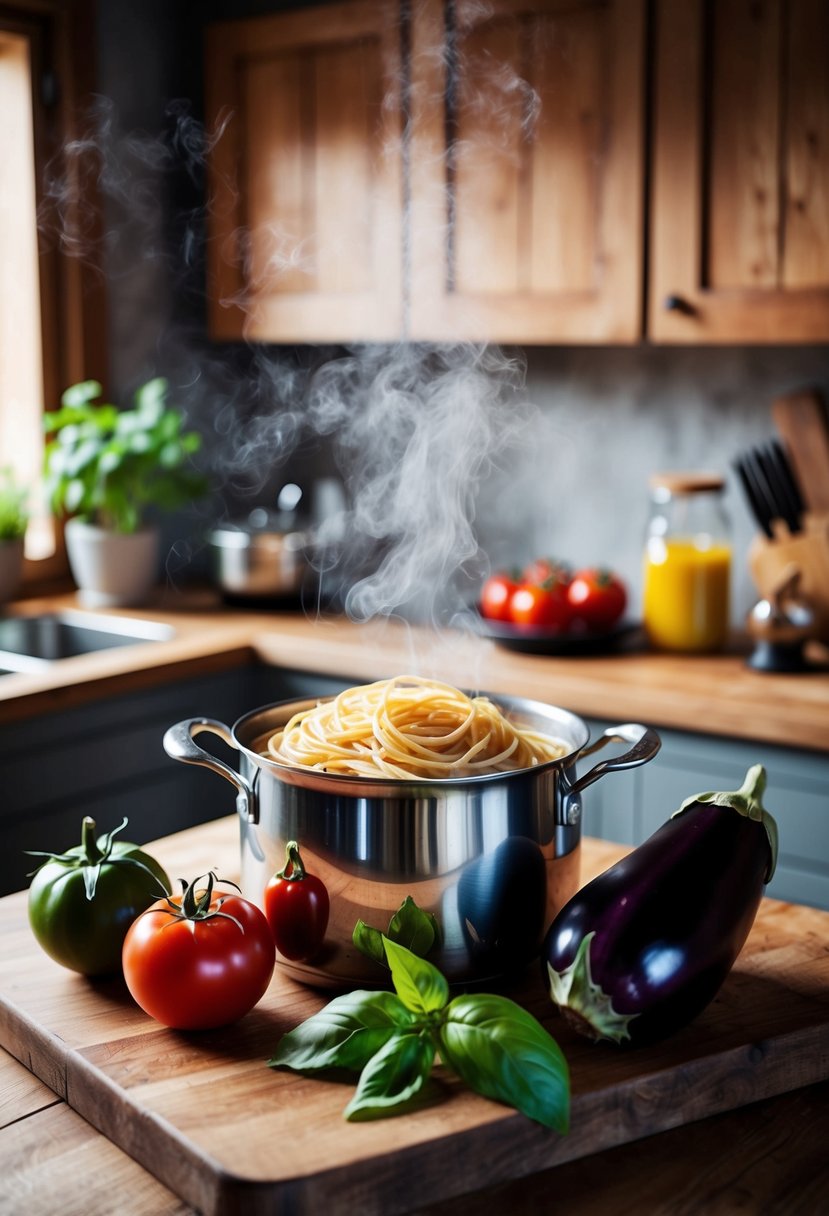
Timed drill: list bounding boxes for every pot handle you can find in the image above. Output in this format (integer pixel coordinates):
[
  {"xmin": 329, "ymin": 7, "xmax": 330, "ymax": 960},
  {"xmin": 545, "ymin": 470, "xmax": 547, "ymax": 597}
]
[
  {"xmin": 163, "ymin": 717, "xmax": 258, "ymax": 825},
  {"xmin": 568, "ymin": 723, "xmax": 661, "ymax": 796}
]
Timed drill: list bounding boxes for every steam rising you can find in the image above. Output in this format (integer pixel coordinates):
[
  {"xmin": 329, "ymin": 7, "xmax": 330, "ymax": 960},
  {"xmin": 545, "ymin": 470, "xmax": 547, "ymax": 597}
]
[
  {"xmin": 306, "ymin": 342, "xmax": 537, "ymax": 625},
  {"xmin": 37, "ymin": 7, "xmax": 555, "ymax": 660}
]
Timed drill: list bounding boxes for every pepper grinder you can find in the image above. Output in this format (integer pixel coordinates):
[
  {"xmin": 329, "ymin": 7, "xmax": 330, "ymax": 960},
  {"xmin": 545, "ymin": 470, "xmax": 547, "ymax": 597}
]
[{"xmin": 746, "ymin": 565, "xmax": 816, "ymax": 673}]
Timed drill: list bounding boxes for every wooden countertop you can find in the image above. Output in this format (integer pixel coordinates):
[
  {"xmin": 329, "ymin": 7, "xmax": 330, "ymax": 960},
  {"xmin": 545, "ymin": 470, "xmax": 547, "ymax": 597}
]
[
  {"xmin": 3, "ymin": 819, "xmax": 829, "ymax": 1215},
  {"xmin": 0, "ymin": 587, "xmax": 828, "ymax": 752}
]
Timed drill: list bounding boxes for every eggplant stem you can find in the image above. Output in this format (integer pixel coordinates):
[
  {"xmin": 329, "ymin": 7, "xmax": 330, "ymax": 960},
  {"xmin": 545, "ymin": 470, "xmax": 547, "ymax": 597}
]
[
  {"xmin": 674, "ymin": 764, "xmax": 779, "ymax": 883},
  {"xmin": 547, "ymin": 932, "xmax": 638, "ymax": 1045}
]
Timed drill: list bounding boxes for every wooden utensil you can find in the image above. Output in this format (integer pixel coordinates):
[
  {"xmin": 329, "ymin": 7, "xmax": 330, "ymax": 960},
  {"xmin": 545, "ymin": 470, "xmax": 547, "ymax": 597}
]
[{"xmin": 772, "ymin": 389, "xmax": 829, "ymax": 513}]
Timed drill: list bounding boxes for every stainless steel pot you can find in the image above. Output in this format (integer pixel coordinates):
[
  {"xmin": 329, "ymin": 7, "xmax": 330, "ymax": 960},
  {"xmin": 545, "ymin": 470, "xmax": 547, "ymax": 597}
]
[
  {"xmin": 208, "ymin": 509, "xmax": 314, "ymax": 600},
  {"xmin": 163, "ymin": 695, "xmax": 660, "ymax": 988}
]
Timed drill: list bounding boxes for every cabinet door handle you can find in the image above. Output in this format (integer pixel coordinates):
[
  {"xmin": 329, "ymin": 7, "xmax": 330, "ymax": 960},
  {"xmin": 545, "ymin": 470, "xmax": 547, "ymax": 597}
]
[{"xmin": 663, "ymin": 293, "xmax": 696, "ymax": 316}]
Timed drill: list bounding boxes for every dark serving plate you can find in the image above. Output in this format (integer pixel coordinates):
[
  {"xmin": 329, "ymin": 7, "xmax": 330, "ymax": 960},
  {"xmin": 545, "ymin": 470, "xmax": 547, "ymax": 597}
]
[{"xmin": 478, "ymin": 616, "xmax": 644, "ymax": 656}]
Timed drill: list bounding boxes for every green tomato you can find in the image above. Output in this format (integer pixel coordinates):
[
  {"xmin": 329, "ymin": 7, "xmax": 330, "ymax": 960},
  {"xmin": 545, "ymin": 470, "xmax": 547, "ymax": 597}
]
[{"xmin": 27, "ymin": 816, "xmax": 170, "ymax": 977}]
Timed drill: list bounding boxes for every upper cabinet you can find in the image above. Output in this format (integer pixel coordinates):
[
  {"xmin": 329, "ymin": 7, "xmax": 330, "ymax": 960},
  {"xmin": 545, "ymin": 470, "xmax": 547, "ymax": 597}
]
[
  {"xmin": 204, "ymin": 2, "xmax": 403, "ymax": 343},
  {"xmin": 650, "ymin": 0, "xmax": 829, "ymax": 343},
  {"xmin": 408, "ymin": 0, "xmax": 646, "ymax": 343},
  {"xmin": 204, "ymin": 0, "xmax": 829, "ymax": 345}
]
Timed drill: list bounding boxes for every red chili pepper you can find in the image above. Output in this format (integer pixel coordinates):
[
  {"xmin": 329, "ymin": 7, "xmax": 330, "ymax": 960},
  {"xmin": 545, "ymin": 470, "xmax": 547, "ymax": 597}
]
[{"xmin": 264, "ymin": 840, "xmax": 330, "ymax": 961}]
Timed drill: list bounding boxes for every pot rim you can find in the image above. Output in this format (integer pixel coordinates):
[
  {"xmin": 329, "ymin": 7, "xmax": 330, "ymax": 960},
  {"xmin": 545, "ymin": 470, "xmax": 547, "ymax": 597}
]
[
  {"xmin": 228, "ymin": 690, "xmax": 590, "ymax": 795},
  {"xmin": 207, "ymin": 525, "xmax": 310, "ymax": 550}
]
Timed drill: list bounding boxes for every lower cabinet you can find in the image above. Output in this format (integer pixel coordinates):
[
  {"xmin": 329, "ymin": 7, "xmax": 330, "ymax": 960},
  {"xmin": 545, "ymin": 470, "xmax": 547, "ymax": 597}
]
[
  {"xmin": 0, "ymin": 666, "xmax": 262, "ymax": 898},
  {"xmin": 0, "ymin": 665, "xmax": 358, "ymax": 898},
  {"xmin": 581, "ymin": 716, "xmax": 829, "ymax": 911}
]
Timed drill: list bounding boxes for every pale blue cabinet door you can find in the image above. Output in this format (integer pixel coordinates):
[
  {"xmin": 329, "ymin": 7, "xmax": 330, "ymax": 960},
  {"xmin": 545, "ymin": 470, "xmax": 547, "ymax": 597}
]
[{"xmin": 583, "ymin": 716, "xmax": 829, "ymax": 911}]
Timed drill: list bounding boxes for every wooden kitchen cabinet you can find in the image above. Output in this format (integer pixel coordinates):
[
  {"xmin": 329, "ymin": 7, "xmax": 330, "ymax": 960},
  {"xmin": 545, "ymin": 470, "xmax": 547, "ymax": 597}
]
[
  {"xmin": 407, "ymin": 0, "xmax": 647, "ymax": 343},
  {"xmin": 649, "ymin": 0, "xmax": 829, "ymax": 343},
  {"xmin": 204, "ymin": 0, "xmax": 829, "ymax": 345},
  {"xmin": 204, "ymin": 1, "xmax": 404, "ymax": 343},
  {"xmin": 204, "ymin": 0, "xmax": 645, "ymax": 345}
]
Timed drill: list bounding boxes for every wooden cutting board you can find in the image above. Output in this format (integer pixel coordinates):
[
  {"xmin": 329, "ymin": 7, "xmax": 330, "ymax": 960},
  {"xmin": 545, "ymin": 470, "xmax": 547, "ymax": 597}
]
[{"xmin": 2, "ymin": 817, "xmax": 828, "ymax": 1216}]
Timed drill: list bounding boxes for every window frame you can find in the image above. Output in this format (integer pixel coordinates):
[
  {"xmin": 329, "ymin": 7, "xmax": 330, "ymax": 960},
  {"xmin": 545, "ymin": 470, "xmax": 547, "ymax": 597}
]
[{"xmin": 0, "ymin": 0, "xmax": 105, "ymax": 590}]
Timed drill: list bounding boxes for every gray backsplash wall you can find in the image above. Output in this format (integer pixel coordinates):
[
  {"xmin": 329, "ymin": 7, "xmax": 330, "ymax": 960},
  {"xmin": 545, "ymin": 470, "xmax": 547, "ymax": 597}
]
[{"xmin": 503, "ymin": 345, "xmax": 829, "ymax": 622}]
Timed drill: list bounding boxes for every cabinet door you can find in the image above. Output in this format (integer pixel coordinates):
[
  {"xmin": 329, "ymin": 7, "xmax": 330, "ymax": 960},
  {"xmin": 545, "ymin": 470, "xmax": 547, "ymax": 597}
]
[
  {"xmin": 650, "ymin": 0, "xmax": 829, "ymax": 343},
  {"xmin": 408, "ymin": 0, "xmax": 646, "ymax": 343},
  {"xmin": 205, "ymin": 2, "xmax": 403, "ymax": 343}
]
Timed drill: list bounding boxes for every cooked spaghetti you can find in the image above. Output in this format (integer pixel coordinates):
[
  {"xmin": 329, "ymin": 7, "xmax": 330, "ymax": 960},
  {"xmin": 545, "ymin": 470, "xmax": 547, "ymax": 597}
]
[{"xmin": 265, "ymin": 675, "xmax": 567, "ymax": 779}]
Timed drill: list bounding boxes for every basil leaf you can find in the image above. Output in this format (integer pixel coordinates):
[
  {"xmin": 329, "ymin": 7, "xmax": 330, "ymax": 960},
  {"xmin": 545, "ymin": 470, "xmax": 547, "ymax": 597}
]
[
  {"xmin": 439, "ymin": 994, "xmax": 570, "ymax": 1132},
  {"xmin": 352, "ymin": 919, "xmax": 387, "ymax": 966},
  {"xmin": 268, "ymin": 990, "xmax": 416, "ymax": 1073},
  {"xmin": 387, "ymin": 896, "xmax": 439, "ymax": 956},
  {"xmin": 383, "ymin": 938, "xmax": 449, "ymax": 1016},
  {"xmin": 344, "ymin": 1031, "xmax": 436, "ymax": 1122}
]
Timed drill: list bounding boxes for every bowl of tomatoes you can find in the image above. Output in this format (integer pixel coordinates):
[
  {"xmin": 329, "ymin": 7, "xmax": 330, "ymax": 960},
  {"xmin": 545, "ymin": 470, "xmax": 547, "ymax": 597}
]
[{"xmin": 479, "ymin": 558, "xmax": 639, "ymax": 654}]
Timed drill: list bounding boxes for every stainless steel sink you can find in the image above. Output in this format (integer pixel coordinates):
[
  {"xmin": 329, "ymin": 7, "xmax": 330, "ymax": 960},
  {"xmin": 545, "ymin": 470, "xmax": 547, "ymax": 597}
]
[{"xmin": 0, "ymin": 610, "xmax": 175, "ymax": 673}]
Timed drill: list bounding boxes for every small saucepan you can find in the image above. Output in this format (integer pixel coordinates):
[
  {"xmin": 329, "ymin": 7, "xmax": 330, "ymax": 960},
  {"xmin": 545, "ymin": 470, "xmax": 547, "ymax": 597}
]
[{"xmin": 207, "ymin": 506, "xmax": 315, "ymax": 601}]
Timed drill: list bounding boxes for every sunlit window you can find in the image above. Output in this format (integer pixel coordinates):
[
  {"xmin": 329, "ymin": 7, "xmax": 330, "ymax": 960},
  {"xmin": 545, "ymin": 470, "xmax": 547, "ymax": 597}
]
[
  {"xmin": 0, "ymin": 29, "xmax": 51, "ymax": 558},
  {"xmin": 0, "ymin": 2, "xmax": 102, "ymax": 585}
]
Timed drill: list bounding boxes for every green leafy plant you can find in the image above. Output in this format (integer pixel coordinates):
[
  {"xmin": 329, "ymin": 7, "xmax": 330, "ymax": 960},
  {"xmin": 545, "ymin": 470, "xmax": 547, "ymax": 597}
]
[
  {"xmin": 43, "ymin": 378, "xmax": 208, "ymax": 534},
  {"xmin": 269, "ymin": 936, "xmax": 570, "ymax": 1131},
  {"xmin": 0, "ymin": 468, "xmax": 29, "ymax": 541}
]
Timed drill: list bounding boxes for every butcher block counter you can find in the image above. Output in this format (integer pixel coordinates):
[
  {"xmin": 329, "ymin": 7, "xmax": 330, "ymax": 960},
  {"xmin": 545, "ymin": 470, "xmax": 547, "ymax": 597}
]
[
  {"xmin": 0, "ymin": 588, "xmax": 827, "ymax": 751},
  {"xmin": 2, "ymin": 817, "xmax": 829, "ymax": 1216}
]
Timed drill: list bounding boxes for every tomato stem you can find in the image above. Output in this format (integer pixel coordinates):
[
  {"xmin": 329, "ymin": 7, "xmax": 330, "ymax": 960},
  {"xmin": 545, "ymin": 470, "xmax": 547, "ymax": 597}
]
[
  {"xmin": 81, "ymin": 816, "xmax": 105, "ymax": 865},
  {"xmin": 146, "ymin": 871, "xmax": 245, "ymax": 932},
  {"xmin": 276, "ymin": 840, "xmax": 307, "ymax": 883}
]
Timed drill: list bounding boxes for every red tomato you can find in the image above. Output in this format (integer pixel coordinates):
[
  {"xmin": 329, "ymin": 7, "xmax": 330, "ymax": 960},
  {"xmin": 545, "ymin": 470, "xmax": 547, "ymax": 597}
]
[
  {"xmin": 509, "ymin": 581, "xmax": 572, "ymax": 632},
  {"xmin": 480, "ymin": 572, "xmax": 520, "ymax": 621},
  {"xmin": 522, "ymin": 557, "xmax": 571, "ymax": 588},
  {"xmin": 567, "ymin": 567, "xmax": 627, "ymax": 630},
  {"xmin": 122, "ymin": 872, "xmax": 275, "ymax": 1029},
  {"xmin": 264, "ymin": 840, "xmax": 330, "ymax": 962}
]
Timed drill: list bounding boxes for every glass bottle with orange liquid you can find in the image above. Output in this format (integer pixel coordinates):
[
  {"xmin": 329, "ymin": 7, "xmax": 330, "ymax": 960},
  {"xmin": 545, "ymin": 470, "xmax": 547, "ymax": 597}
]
[{"xmin": 643, "ymin": 473, "xmax": 732, "ymax": 652}]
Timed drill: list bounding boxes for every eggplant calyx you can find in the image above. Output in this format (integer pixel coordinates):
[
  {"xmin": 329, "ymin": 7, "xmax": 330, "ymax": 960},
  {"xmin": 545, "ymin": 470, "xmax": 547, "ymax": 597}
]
[
  {"xmin": 547, "ymin": 931, "xmax": 638, "ymax": 1045},
  {"xmin": 673, "ymin": 763, "xmax": 779, "ymax": 883}
]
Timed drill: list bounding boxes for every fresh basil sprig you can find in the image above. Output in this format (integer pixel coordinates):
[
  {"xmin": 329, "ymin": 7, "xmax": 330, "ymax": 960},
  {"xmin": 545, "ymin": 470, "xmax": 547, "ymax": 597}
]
[
  {"xmin": 353, "ymin": 895, "xmax": 440, "ymax": 965},
  {"xmin": 269, "ymin": 937, "xmax": 569, "ymax": 1131}
]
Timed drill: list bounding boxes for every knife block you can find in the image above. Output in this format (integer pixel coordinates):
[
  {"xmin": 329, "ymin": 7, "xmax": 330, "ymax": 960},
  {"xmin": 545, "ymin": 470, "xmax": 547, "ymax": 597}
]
[{"xmin": 748, "ymin": 513, "xmax": 829, "ymax": 643}]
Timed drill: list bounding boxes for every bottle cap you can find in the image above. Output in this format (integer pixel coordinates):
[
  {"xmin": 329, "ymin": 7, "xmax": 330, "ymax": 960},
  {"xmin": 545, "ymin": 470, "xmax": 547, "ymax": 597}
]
[{"xmin": 649, "ymin": 472, "xmax": 725, "ymax": 495}]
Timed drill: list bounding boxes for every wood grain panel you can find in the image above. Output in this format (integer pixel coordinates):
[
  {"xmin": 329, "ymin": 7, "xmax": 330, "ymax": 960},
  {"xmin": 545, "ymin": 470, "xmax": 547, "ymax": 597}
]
[
  {"xmin": 409, "ymin": 0, "xmax": 645, "ymax": 342},
  {"xmin": 244, "ymin": 55, "xmax": 313, "ymax": 297},
  {"xmin": 454, "ymin": 19, "xmax": 524, "ymax": 295},
  {"xmin": 1, "ymin": 1085, "xmax": 191, "ymax": 1216},
  {"xmin": 205, "ymin": 1, "xmax": 403, "ymax": 342},
  {"xmin": 529, "ymin": 4, "xmax": 603, "ymax": 293},
  {"xmin": 708, "ymin": 0, "xmax": 780, "ymax": 290},
  {"xmin": 1, "ymin": 819, "xmax": 828, "ymax": 1215},
  {"xmin": 650, "ymin": 0, "xmax": 829, "ymax": 341},
  {"xmin": 784, "ymin": 0, "xmax": 829, "ymax": 288},
  {"xmin": 314, "ymin": 39, "xmax": 378, "ymax": 295}
]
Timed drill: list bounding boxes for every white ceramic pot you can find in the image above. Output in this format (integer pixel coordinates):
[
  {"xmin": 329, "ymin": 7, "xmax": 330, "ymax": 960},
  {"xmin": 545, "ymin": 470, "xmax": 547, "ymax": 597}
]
[
  {"xmin": 65, "ymin": 519, "xmax": 160, "ymax": 608},
  {"xmin": 0, "ymin": 538, "xmax": 24, "ymax": 604}
]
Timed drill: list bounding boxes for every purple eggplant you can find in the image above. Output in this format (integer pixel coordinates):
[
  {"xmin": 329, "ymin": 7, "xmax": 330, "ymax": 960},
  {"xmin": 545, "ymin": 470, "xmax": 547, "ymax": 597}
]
[{"xmin": 543, "ymin": 765, "xmax": 778, "ymax": 1046}]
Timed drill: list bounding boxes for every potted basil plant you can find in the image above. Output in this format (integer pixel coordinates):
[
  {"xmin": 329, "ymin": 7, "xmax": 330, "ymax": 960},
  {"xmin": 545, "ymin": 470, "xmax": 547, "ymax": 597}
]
[
  {"xmin": 0, "ymin": 468, "xmax": 29, "ymax": 604},
  {"xmin": 44, "ymin": 378, "xmax": 208, "ymax": 607}
]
